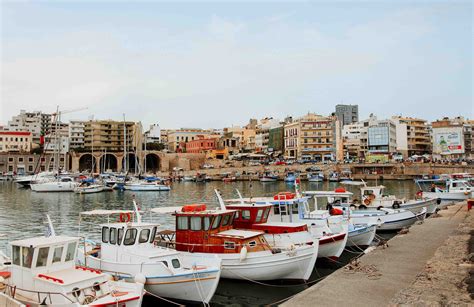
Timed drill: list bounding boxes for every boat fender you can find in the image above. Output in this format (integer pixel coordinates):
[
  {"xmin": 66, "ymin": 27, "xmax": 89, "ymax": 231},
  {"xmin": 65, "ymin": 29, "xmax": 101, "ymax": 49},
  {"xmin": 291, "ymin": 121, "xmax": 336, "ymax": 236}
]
[
  {"xmin": 349, "ymin": 205, "xmax": 357, "ymax": 210},
  {"xmin": 377, "ymin": 206, "xmax": 383, "ymax": 211},
  {"xmin": 239, "ymin": 246, "xmax": 248, "ymax": 262},
  {"xmin": 464, "ymin": 191, "xmax": 470, "ymax": 195},
  {"xmin": 392, "ymin": 202, "xmax": 401, "ymax": 209},
  {"xmin": 363, "ymin": 198, "xmax": 371, "ymax": 206},
  {"xmin": 134, "ymin": 273, "xmax": 146, "ymax": 284},
  {"xmin": 436, "ymin": 198, "xmax": 441, "ymax": 205},
  {"xmin": 359, "ymin": 205, "xmax": 367, "ymax": 210}
]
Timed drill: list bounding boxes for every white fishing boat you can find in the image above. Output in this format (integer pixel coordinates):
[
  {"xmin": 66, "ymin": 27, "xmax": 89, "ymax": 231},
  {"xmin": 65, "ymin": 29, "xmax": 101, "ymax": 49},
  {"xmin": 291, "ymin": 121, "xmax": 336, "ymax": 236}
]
[
  {"xmin": 123, "ymin": 181, "xmax": 170, "ymax": 191},
  {"xmin": 228, "ymin": 192, "xmax": 349, "ymax": 259},
  {"xmin": 259, "ymin": 171, "xmax": 278, "ymax": 182},
  {"xmin": 156, "ymin": 202, "xmax": 317, "ymax": 281},
  {"xmin": 304, "ymin": 189, "xmax": 427, "ymax": 232},
  {"xmin": 77, "ymin": 207, "xmax": 221, "ymax": 304},
  {"xmin": 307, "ymin": 171, "xmax": 324, "ymax": 182},
  {"xmin": 346, "ymin": 224, "xmax": 377, "ymax": 247},
  {"xmin": 30, "ymin": 176, "xmax": 79, "ymax": 192},
  {"xmin": 328, "ymin": 172, "xmax": 340, "ymax": 182},
  {"xmin": 417, "ymin": 179, "xmax": 473, "ymax": 203},
  {"xmin": 0, "ymin": 218, "xmax": 144, "ymax": 306},
  {"xmin": 359, "ymin": 185, "xmax": 438, "ymax": 215},
  {"xmin": 182, "ymin": 176, "xmax": 195, "ymax": 182}
]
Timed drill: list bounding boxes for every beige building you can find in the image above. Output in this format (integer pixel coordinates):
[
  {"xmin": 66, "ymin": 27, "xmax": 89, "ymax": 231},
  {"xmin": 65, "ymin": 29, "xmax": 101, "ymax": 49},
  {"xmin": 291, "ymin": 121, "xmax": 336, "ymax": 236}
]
[
  {"xmin": 0, "ymin": 131, "xmax": 32, "ymax": 153},
  {"xmin": 83, "ymin": 120, "xmax": 143, "ymax": 153},
  {"xmin": 284, "ymin": 113, "xmax": 342, "ymax": 161},
  {"xmin": 167, "ymin": 129, "xmax": 211, "ymax": 152},
  {"xmin": 392, "ymin": 116, "xmax": 431, "ymax": 157}
]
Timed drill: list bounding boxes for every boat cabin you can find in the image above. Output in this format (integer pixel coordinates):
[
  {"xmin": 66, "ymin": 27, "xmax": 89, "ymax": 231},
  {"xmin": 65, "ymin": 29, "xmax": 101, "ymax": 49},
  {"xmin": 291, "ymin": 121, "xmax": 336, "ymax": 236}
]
[
  {"xmin": 99, "ymin": 222, "xmax": 158, "ymax": 262},
  {"xmin": 174, "ymin": 204, "xmax": 271, "ymax": 254},
  {"xmin": 225, "ymin": 202, "xmax": 309, "ymax": 234},
  {"xmin": 361, "ymin": 186, "xmax": 385, "ymax": 200}
]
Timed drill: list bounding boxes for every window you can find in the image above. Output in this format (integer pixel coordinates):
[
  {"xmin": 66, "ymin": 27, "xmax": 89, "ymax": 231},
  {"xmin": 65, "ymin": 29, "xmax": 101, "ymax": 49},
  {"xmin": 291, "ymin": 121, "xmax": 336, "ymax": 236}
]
[
  {"xmin": 139, "ymin": 229, "xmax": 150, "ymax": 243},
  {"xmin": 224, "ymin": 241, "xmax": 235, "ymax": 249},
  {"xmin": 124, "ymin": 228, "xmax": 137, "ymax": 245},
  {"xmin": 264, "ymin": 208, "xmax": 271, "ymax": 220},
  {"xmin": 248, "ymin": 241, "xmax": 257, "ymax": 248},
  {"xmin": 256, "ymin": 209, "xmax": 264, "ymax": 222},
  {"xmin": 171, "ymin": 259, "xmax": 180, "ymax": 268},
  {"xmin": 12, "ymin": 246, "xmax": 20, "ymax": 265},
  {"xmin": 52, "ymin": 246, "xmax": 63, "ymax": 263},
  {"xmin": 292, "ymin": 204, "xmax": 299, "ymax": 214},
  {"xmin": 211, "ymin": 215, "xmax": 222, "ymax": 229},
  {"xmin": 190, "ymin": 217, "xmax": 202, "ymax": 231},
  {"xmin": 241, "ymin": 210, "xmax": 251, "ymax": 220},
  {"xmin": 177, "ymin": 216, "xmax": 188, "ymax": 230},
  {"xmin": 36, "ymin": 247, "xmax": 49, "ymax": 267},
  {"xmin": 22, "ymin": 247, "xmax": 34, "ymax": 268},
  {"xmin": 203, "ymin": 216, "xmax": 211, "ymax": 230},
  {"xmin": 150, "ymin": 227, "xmax": 157, "ymax": 243},
  {"xmin": 28, "ymin": 165, "xmax": 33, "ymax": 172},
  {"xmin": 221, "ymin": 214, "xmax": 231, "ymax": 226},
  {"xmin": 161, "ymin": 261, "xmax": 168, "ymax": 267},
  {"xmin": 273, "ymin": 206, "xmax": 280, "ymax": 215},
  {"xmin": 118, "ymin": 228, "xmax": 124, "ymax": 245},
  {"xmin": 28, "ymin": 157, "xmax": 34, "ymax": 162},
  {"xmin": 8, "ymin": 157, "xmax": 13, "ymax": 162},
  {"xmin": 110, "ymin": 228, "xmax": 117, "ymax": 244},
  {"xmin": 65, "ymin": 242, "xmax": 76, "ymax": 262},
  {"xmin": 102, "ymin": 227, "xmax": 109, "ymax": 243},
  {"xmin": 18, "ymin": 157, "xmax": 23, "ymax": 162}
]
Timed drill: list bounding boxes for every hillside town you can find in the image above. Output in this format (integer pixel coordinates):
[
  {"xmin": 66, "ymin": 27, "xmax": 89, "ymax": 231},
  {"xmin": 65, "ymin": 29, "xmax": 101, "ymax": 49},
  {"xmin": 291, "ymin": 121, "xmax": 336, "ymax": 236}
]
[{"xmin": 0, "ymin": 104, "xmax": 472, "ymax": 176}]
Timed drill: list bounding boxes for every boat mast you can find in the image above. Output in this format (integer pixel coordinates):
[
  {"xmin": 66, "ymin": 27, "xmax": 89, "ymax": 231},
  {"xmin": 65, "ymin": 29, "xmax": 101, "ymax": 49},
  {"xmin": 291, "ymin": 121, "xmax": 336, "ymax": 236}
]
[
  {"xmin": 144, "ymin": 133, "xmax": 147, "ymax": 174},
  {"xmin": 123, "ymin": 114, "xmax": 127, "ymax": 173}
]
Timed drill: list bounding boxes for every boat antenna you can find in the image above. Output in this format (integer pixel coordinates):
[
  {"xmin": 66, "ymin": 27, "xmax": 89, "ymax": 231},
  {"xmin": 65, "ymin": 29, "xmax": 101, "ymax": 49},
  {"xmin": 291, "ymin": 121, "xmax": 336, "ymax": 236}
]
[
  {"xmin": 214, "ymin": 189, "xmax": 227, "ymax": 210},
  {"xmin": 45, "ymin": 214, "xmax": 56, "ymax": 237},
  {"xmin": 132, "ymin": 196, "xmax": 142, "ymax": 224},
  {"xmin": 235, "ymin": 188, "xmax": 244, "ymax": 204}
]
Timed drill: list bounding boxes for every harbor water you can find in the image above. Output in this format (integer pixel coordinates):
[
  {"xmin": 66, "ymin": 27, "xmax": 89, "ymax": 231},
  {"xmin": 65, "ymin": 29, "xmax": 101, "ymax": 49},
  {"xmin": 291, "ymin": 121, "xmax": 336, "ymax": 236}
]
[{"xmin": 0, "ymin": 179, "xmax": 419, "ymax": 306}]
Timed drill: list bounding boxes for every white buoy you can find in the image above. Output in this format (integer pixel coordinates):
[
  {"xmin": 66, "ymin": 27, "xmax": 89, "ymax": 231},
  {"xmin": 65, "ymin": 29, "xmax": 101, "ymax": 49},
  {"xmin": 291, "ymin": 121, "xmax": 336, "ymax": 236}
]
[
  {"xmin": 134, "ymin": 273, "xmax": 146, "ymax": 284},
  {"xmin": 239, "ymin": 246, "xmax": 247, "ymax": 262}
]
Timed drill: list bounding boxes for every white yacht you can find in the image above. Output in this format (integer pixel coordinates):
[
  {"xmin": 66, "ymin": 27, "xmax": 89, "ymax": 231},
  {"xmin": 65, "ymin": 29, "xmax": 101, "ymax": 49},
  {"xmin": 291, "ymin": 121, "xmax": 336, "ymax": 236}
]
[{"xmin": 31, "ymin": 176, "xmax": 79, "ymax": 192}]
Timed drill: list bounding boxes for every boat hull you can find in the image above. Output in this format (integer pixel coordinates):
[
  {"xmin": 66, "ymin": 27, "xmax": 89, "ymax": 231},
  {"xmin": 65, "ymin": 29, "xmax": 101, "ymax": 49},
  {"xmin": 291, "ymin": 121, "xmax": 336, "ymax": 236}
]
[
  {"xmin": 123, "ymin": 185, "xmax": 171, "ymax": 191},
  {"xmin": 347, "ymin": 224, "xmax": 377, "ymax": 247},
  {"xmin": 317, "ymin": 232, "xmax": 347, "ymax": 259},
  {"xmin": 30, "ymin": 182, "xmax": 78, "ymax": 192},
  {"xmin": 207, "ymin": 245, "xmax": 317, "ymax": 281}
]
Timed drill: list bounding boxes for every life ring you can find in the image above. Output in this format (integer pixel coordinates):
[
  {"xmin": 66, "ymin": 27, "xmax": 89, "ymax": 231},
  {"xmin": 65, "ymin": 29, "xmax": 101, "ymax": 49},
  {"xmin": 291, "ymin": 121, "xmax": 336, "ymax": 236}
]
[
  {"xmin": 368, "ymin": 194, "xmax": 376, "ymax": 201},
  {"xmin": 359, "ymin": 204, "xmax": 367, "ymax": 210},
  {"xmin": 363, "ymin": 198, "xmax": 371, "ymax": 206},
  {"xmin": 416, "ymin": 190, "xmax": 423, "ymax": 198},
  {"xmin": 392, "ymin": 202, "xmax": 401, "ymax": 209},
  {"xmin": 119, "ymin": 213, "xmax": 131, "ymax": 223}
]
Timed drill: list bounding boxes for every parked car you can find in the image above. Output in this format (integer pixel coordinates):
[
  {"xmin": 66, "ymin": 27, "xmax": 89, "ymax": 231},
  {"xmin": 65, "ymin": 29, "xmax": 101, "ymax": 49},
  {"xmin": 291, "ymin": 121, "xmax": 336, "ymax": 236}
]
[
  {"xmin": 202, "ymin": 164, "xmax": 214, "ymax": 169},
  {"xmin": 248, "ymin": 161, "xmax": 261, "ymax": 166},
  {"xmin": 275, "ymin": 161, "xmax": 286, "ymax": 165}
]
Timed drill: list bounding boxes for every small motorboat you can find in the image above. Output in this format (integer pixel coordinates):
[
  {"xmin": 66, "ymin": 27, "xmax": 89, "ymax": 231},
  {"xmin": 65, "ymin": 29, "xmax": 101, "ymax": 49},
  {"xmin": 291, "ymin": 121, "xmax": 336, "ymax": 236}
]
[
  {"xmin": 123, "ymin": 180, "xmax": 170, "ymax": 191},
  {"xmin": 30, "ymin": 176, "xmax": 79, "ymax": 192},
  {"xmin": 284, "ymin": 171, "xmax": 298, "ymax": 183},
  {"xmin": 328, "ymin": 172, "xmax": 340, "ymax": 182},
  {"xmin": 307, "ymin": 171, "xmax": 324, "ymax": 182},
  {"xmin": 260, "ymin": 171, "xmax": 278, "ymax": 182}
]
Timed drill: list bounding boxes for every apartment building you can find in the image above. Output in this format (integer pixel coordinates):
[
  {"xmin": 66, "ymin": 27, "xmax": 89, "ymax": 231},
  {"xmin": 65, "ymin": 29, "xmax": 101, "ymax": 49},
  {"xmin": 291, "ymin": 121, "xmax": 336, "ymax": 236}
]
[
  {"xmin": 167, "ymin": 128, "xmax": 211, "ymax": 152},
  {"xmin": 335, "ymin": 104, "xmax": 359, "ymax": 126},
  {"xmin": 392, "ymin": 116, "xmax": 431, "ymax": 157},
  {"xmin": 83, "ymin": 120, "xmax": 143, "ymax": 152},
  {"xmin": 69, "ymin": 120, "xmax": 85, "ymax": 149},
  {"xmin": 7, "ymin": 110, "xmax": 52, "ymax": 145}
]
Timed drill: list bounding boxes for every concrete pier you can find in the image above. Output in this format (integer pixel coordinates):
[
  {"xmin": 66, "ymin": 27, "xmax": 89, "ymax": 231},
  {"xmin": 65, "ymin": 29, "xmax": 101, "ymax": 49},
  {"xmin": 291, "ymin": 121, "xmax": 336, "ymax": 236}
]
[{"xmin": 281, "ymin": 203, "xmax": 471, "ymax": 307}]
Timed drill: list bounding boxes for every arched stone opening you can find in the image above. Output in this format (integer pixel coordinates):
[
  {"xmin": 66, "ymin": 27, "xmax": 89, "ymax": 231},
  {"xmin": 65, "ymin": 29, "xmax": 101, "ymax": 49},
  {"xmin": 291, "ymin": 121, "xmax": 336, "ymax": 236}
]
[{"xmin": 100, "ymin": 154, "xmax": 118, "ymax": 172}]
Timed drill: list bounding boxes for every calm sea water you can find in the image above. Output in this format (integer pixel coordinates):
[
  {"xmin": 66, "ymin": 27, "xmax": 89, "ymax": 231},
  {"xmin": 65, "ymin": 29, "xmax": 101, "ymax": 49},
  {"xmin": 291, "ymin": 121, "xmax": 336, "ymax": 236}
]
[{"xmin": 0, "ymin": 179, "xmax": 418, "ymax": 306}]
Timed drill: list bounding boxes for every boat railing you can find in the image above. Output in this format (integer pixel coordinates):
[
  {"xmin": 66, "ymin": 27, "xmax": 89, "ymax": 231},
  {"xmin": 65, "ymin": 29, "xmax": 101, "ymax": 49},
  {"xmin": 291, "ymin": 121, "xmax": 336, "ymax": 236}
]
[{"xmin": 3, "ymin": 284, "xmax": 75, "ymax": 304}]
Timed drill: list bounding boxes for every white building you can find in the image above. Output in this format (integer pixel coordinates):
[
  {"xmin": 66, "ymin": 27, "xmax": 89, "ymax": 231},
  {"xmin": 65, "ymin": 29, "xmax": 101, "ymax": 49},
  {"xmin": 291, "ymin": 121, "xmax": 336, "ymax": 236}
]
[
  {"xmin": 255, "ymin": 118, "xmax": 281, "ymax": 153},
  {"xmin": 44, "ymin": 122, "xmax": 69, "ymax": 154},
  {"xmin": 69, "ymin": 120, "xmax": 85, "ymax": 149},
  {"xmin": 145, "ymin": 124, "xmax": 161, "ymax": 143},
  {"xmin": 7, "ymin": 110, "xmax": 52, "ymax": 145}
]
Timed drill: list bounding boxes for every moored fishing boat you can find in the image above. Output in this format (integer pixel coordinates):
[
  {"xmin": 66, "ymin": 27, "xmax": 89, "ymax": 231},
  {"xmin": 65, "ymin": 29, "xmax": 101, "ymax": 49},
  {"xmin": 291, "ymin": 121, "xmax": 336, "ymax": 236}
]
[
  {"xmin": 123, "ymin": 179, "xmax": 170, "ymax": 191},
  {"xmin": 307, "ymin": 171, "xmax": 324, "ymax": 182},
  {"xmin": 416, "ymin": 179, "xmax": 473, "ymax": 204},
  {"xmin": 260, "ymin": 171, "xmax": 278, "ymax": 182},
  {"xmin": 0, "ymin": 218, "xmax": 144, "ymax": 306},
  {"xmin": 77, "ymin": 207, "xmax": 221, "ymax": 304},
  {"xmin": 284, "ymin": 171, "xmax": 298, "ymax": 183},
  {"xmin": 156, "ymin": 202, "xmax": 317, "ymax": 281}
]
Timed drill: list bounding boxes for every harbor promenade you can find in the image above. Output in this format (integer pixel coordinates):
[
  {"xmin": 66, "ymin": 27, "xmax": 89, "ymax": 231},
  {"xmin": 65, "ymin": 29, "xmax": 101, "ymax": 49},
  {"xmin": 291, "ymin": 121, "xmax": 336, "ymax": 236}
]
[{"xmin": 281, "ymin": 203, "xmax": 473, "ymax": 306}]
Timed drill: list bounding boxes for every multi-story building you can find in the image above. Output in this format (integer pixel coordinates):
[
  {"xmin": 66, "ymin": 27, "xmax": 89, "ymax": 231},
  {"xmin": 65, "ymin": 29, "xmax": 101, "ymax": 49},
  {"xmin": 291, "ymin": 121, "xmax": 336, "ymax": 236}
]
[
  {"xmin": 268, "ymin": 125, "xmax": 284, "ymax": 154},
  {"xmin": 185, "ymin": 136, "xmax": 217, "ymax": 154},
  {"xmin": 255, "ymin": 118, "xmax": 280, "ymax": 153},
  {"xmin": 7, "ymin": 110, "xmax": 52, "ymax": 145},
  {"xmin": 167, "ymin": 128, "xmax": 211, "ymax": 152},
  {"xmin": 431, "ymin": 117, "xmax": 469, "ymax": 159},
  {"xmin": 335, "ymin": 104, "xmax": 359, "ymax": 126},
  {"xmin": 284, "ymin": 113, "xmax": 342, "ymax": 161},
  {"xmin": 44, "ymin": 122, "xmax": 69, "ymax": 154},
  {"xmin": 342, "ymin": 122, "xmax": 364, "ymax": 160},
  {"xmin": 464, "ymin": 120, "xmax": 474, "ymax": 159},
  {"xmin": 0, "ymin": 131, "xmax": 32, "ymax": 153},
  {"xmin": 68, "ymin": 120, "xmax": 85, "ymax": 149},
  {"xmin": 145, "ymin": 124, "xmax": 161, "ymax": 143},
  {"xmin": 83, "ymin": 120, "xmax": 143, "ymax": 153},
  {"xmin": 392, "ymin": 116, "xmax": 431, "ymax": 157}
]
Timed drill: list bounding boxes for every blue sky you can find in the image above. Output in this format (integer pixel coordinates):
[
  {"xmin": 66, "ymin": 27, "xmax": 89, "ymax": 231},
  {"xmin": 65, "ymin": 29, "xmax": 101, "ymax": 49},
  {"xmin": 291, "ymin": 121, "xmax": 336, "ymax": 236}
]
[{"xmin": 1, "ymin": 1, "xmax": 472, "ymax": 129}]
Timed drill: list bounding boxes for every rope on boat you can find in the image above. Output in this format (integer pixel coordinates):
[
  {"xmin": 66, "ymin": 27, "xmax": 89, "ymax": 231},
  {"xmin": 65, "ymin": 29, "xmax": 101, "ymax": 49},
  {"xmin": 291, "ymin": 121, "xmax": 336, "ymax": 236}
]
[{"xmin": 144, "ymin": 289, "xmax": 185, "ymax": 306}]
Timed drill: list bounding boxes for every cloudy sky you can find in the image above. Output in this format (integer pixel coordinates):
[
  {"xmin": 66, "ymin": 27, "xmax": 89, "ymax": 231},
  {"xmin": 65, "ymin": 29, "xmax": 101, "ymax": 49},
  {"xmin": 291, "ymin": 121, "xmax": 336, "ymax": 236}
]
[{"xmin": 1, "ymin": 1, "xmax": 472, "ymax": 129}]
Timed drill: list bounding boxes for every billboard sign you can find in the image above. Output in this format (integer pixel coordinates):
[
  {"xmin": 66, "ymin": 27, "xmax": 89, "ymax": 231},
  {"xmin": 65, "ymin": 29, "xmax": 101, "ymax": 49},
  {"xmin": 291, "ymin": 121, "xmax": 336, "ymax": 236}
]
[{"xmin": 433, "ymin": 127, "xmax": 464, "ymax": 155}]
